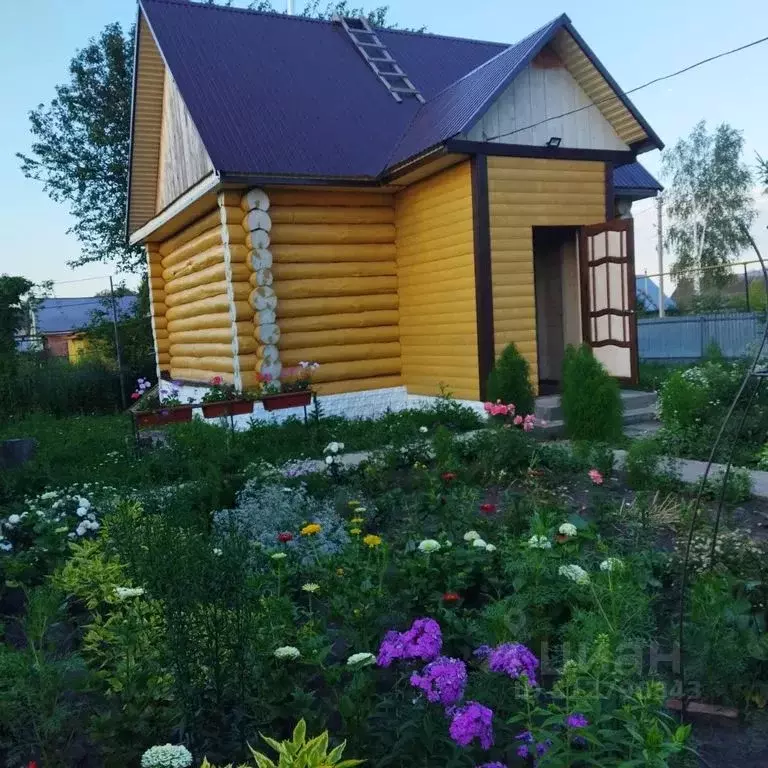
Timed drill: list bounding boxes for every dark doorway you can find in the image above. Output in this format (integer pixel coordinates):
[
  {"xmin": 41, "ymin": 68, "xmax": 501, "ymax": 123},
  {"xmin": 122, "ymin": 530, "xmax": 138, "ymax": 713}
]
[{"xmin": 533, "ymin": 227, "xmax": 580, "ymax": 394}]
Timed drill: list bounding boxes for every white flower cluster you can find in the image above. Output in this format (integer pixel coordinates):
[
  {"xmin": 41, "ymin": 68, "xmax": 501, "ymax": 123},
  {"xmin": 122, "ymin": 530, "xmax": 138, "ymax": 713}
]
[
  {"xmin": 558, "ymin": 523, "xmax": 578, "ymax": 537},
  {"xmin": 527, "ymin": 534, "xmax": 552, "ymax": 550},
  {"xmin": 274, "ymin": 645, "xmax": 301, "ymax": 660},
  {"xmin": 463, "ymin": 530, "xmax": 496, "ymax": 552},
  {"xmin": 347, "ymin": 651, "xmax": 375, "ymax": 667},
  {"xmin": 0, "ymin": 484, "xmax": 113, "ymax": 555},
  {"xmin": 115, "ymin": 586, "xmax": 145, "ymax": 600},
  {"xmin": 418, "ymin": 539, "xmax": 441, "ymax": 553},
  {"xmin": 599, "ymin": 557, "xmax": 623, "ymax": 572},
  {"xmin": 558, "ymin": 564, "xmax": 590, "ymax": 585},
  {"xmin": 324, "ymin": 441, "xmax": 346, "ymax": 468},
  {"xmin": 140, "ymin": 744, "xmax": 193, "ymax": 768}
]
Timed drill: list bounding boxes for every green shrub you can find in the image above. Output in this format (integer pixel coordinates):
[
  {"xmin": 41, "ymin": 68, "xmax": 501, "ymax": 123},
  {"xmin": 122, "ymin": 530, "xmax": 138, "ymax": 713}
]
[
  {"xmin": 486, "ymin": 342, "xmax": 535, "ymax": 415},
  {"xmin": 561, "ymin": 345, "xmax": 622, "ymax": 442},
  {"xmin": 625, "ymin": 438, "xmax": 663, "ymax": 490}
]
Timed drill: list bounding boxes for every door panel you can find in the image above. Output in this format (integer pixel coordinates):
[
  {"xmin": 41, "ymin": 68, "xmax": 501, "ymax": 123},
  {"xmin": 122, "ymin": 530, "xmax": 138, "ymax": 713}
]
[{"xmin": 579, "ymin": 219, "xmax": 638, "ymax": 382}]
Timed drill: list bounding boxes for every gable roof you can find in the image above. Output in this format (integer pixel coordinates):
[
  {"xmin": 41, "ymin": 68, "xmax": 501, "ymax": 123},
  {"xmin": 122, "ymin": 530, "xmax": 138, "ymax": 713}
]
[
  {"xmin": 133, "ymin": 0, "xmax": 662, "ymax": 213},
  {"xmin": 36, "ymin": 297, "xmax": 138, "ymax": 335},
  {"xmin": 614, "ymin": 161, "xmax": 663, "ymax": 197}
]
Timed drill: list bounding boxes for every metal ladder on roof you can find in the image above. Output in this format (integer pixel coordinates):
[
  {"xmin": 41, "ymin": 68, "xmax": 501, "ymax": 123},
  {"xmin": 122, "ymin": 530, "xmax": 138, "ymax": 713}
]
[{"xmin": 333, "ymin": 15, "xmax": 425, "ymax": 104}]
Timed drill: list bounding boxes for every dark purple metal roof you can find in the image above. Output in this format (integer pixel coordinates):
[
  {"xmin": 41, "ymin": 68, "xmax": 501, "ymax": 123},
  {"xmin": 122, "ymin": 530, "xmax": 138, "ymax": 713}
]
[
  {"xmin": 141, "ymin": 0, "xmax": 506, "ymax": 178},
  {"xmin": 388, "ymin": 16, "xmax": 567, "ymax": 167},
  {"xmin": 613, "ymin": 161, "xmax": 662, "ymax": 195},
  {"xmin": 139, "ymin": 0, "xmax": 660, "ymax": 178},
  {"xmin": 36, "ymin": 297, "xmax": 137, "ymax": 334}
]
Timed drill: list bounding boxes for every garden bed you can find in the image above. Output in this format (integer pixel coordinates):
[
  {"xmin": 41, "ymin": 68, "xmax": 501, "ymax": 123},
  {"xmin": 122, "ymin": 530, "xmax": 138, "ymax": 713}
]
[{"xmin": 0, "ymin": 408, "xmax": 766, "ymax": 766}]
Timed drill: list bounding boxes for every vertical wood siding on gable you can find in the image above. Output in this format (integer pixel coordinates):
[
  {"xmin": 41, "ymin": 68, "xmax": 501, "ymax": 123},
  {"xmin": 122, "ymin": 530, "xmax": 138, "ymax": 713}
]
[
  {"xmin": 486, "ymin": 156, "xmax": 606, "ymax": 389},
  {"xmin": 395, "ymin": 162, "xmax": 479, "ymax": 400},
  {"xmin": 156, "ymin": 71, "xmax": 215, "ymax": 212},
  {"xmin": 465, "ymin": 61, "xmax": 628, "ymax": 151},
  {"xmin": 128, "ymin": 16, "xmax": 165, "ymax": 233},
  {"xmin": 269, "ymin": 189, "xmax": 401, "ymax": 395}
]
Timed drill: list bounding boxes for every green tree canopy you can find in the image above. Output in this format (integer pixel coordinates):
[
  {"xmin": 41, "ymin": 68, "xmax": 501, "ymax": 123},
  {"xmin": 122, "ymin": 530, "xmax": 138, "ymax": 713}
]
[
  {"xmin": 0, "ymin": 275, "xmax": 39, "ymax": 356},
  {"xmin": 18, "ymin": 2, "xmax": 409, "ymax": 275},
  {"xmin": 662, "ymin": 121, "xmax": 755, "ymax": 287}
]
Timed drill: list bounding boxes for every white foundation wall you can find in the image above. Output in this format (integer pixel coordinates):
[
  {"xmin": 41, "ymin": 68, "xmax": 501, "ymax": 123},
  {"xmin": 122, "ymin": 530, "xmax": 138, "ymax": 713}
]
[{"xmin": 158, "ymin": 382, "xmax": 486, "ymax": 428}]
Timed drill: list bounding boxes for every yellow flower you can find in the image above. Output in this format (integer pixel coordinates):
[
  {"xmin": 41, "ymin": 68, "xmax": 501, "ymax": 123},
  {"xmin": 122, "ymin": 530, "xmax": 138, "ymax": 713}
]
[
  {"xmin": 350, "ymin": 527, "xmax": 362, "ymax": 535},
  {"xmin": 300, "ymin": 523, "xmax": 321, "ymax": 536},
  {"xmin": 351, "ymin": 517, "xmax": 364, "ymax": 524},
  {"xmin": 363, "ymin": 534, "xmax": 382, "ymax": 548},
  {"xmin": 347, "ymin": 500, "xmax": 362, "ymax": 508},
  {"xmin": 336, "ymin": 567, "xmax": 345, "ymax": 576}
]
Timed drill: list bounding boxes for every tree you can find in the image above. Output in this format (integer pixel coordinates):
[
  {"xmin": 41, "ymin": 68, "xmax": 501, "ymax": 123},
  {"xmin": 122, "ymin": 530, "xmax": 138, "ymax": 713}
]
[
  {"xmin": 18, "ymin": 24, "xmax": 139, "ymax": 272},
  {"xmin": 18, "ymin": 2, "xmax": 408, "ymax": 275},
  {"xmin": 662, "ymin": 121, "xmax": 755, "ymax": 289},
  {"xmin": 0, "ymin": 276, "xmax": 35, "ymax": 356}
]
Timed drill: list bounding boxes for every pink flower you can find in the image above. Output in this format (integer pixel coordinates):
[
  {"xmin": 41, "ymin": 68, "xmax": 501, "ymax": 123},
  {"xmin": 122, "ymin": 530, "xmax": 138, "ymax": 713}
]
[
  {"xmin": 131, "ymin": 392, "xmax": 140, "ymax": 400},
  {"xmin": 211, "ymin": 375, "xmax": 222, "ymax": 385},
  {"xmin": 513, "ymin": 415, "xmax": 523, "ymax": 425},
  {"xmin": 588, "ymin": 468, "xmax": 604, "ymax": 485}
]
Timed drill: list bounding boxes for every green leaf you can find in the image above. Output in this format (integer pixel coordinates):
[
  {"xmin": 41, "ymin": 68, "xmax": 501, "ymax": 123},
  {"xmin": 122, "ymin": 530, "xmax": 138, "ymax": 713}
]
[
  {"xmin": 248, "ymin": 750, "xmax": 277, "ymax": 768},
  {"xmin": 292, "ymin": 719, "xmax": 307, "ymax": 747},
  {"xmin": 258, "ymin": 733, "xmax": 284, "ymax": 755}
]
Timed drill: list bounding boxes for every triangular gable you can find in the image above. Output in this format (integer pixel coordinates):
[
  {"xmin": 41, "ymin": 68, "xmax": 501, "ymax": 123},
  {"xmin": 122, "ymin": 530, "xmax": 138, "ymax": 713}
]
[
  {"xmin": 127, "ymin": 12, "xmax": 214, "ymax": 234},
  {"xmin": 388, "ymin": 15, "xmax": 662, "ymax": 170}
]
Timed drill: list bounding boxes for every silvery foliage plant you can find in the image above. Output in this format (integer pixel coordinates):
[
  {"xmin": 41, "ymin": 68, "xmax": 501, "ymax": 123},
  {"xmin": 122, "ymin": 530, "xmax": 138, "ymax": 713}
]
[{"xmin": 213, "ymin": 480, "xmax": 350, "ymax": 564}]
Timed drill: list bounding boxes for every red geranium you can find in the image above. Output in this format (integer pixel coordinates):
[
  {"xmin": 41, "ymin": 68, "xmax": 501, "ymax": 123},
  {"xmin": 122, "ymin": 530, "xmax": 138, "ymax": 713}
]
[
  {"xmin": 443, "ymin": 591, "xmax": 460, "ymax": 603},
  {"xmin": 130, "ymin": 392, "xmax": 140, "ymax": 400},
  {"xmin": 479, "ymin": 503, "xmax": 497, "ymax": 515},
  {"xmin": 211, "ymin": 375, "xmax": 223, "ymax": 385},
  {"xmin": 441, "ymin": 472, "xmax": 457, "ymax": 483},
  {"xmin": 277, "ymin": 532, "xmax": 293, "ymax": 543}
]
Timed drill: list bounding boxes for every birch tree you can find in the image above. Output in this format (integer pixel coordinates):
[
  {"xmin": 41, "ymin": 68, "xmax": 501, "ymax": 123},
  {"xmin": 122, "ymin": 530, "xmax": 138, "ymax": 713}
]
[{"xmin": 662, "ymin": 121, "xmax": 755, "ymax": 290}]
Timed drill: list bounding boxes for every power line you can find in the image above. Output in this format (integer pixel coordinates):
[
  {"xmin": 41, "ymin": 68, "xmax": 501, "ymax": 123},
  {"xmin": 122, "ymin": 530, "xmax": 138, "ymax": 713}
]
[{"xmin": 482, "ymin": 33, "xmax": 768, "ymax": 144}]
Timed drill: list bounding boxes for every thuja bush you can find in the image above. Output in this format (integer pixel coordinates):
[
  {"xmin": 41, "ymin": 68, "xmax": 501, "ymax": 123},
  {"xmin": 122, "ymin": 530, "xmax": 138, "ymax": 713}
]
[
  {"xmin": 486, "ymin": 342, "xmax": 535, "ymax": 415},
  {"xmin": 561, "ymin": 344, "xmax": 623, "ymax": 442}
]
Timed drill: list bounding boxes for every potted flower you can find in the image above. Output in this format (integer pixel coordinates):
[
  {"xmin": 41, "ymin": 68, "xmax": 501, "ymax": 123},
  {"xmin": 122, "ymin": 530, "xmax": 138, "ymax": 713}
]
[
  {"xmin": 260, "ymin": 362, "xmax": 319, "ymax": 411},
  {"xmin": 131, "ymin": 379, "xmax": 194, "ymax": 426},
  {"xmin": 201, "ymin": 376, "xmax": 254, "ymax": 418}
]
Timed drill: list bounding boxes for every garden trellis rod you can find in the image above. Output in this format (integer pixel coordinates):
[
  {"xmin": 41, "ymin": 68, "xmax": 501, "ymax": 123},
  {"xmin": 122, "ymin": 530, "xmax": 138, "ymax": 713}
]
[{"xmin": 481, "ymin": 32, "xmax": 768, "ymax": 144}]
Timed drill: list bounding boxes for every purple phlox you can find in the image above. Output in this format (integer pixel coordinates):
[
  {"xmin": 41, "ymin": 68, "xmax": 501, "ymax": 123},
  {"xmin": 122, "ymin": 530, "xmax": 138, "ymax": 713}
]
[
  {"xmin": 449, "ymin": 701, "xmax": 494, "ymax": 750},
  {"xmin": 377, "ymin": 617, "xmax": 442, "ymax": 667},
  {"xmin": 476, "ymin": 763, "xmax": 506, "ymax": 768},
  {"xmin": 410, "ymin": 656, "xmax": 467, "ymax": 706},
  {"xmin": 487, "ymin": 642, "xmax": 539, "ymax": 686},
  {"xmin": 516, "ymin": 744, "xmax": 530, "ymax": 759},
  {"xmin": 515, "ymin": 730, "xmax": 534, "ymax": 743},
  {"xmin": 566, "ymin": 712, "xmax": 589, "ymax": 729},
  {"xmin": 473, "ymin": 644, "xmax": 492, "ymax": 659}
]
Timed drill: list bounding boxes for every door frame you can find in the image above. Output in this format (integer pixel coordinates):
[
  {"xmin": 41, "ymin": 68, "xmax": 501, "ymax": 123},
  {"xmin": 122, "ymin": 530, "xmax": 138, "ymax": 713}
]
[{"xmin": 578, "ymin": 218, "xmax": 639, "ymax": 384}]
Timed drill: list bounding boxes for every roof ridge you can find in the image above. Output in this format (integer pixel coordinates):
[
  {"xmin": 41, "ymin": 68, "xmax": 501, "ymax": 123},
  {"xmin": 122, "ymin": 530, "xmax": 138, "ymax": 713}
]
[{"xmin": 140, "ymin": 0, "xmax": 510, "ymax": 47}]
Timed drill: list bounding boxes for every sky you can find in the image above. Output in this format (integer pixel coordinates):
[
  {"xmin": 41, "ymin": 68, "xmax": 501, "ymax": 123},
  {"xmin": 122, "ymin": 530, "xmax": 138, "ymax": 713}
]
[{"xmin": 0, "ymin": 0, "xmax": 767, "ymax": 299}]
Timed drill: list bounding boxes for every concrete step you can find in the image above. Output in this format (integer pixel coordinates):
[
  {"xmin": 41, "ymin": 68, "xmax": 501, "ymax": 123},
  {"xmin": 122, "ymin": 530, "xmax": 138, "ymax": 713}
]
[{"xmin": 535, "ymin": 390, "xmax": 657, "ymax": 423}]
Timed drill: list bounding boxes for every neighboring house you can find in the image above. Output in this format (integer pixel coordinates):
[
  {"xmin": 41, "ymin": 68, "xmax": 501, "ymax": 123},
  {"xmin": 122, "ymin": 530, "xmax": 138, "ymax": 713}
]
[
  {"xmin": 635, "ymin": 276, "xmax": 675, "ymax": 314},
  {"xmin": 32, "ymin": 297, "xmax": 137, "ymax": 362},
  {"xmin": 128, "ymin": 1, "xmax": 663, "ymax": 407}
]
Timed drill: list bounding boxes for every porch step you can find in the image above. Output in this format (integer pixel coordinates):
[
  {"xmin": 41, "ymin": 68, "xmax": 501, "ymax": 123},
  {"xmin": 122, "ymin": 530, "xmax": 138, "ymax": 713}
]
[{"xmin": 533, "ymin": 390, "xmax": 658, "ymax": 439}]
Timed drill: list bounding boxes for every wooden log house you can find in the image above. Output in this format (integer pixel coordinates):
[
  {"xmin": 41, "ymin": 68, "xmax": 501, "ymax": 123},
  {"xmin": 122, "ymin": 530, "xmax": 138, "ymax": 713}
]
[{"xmin": 128, "ymin": 0, "xmax": 663, "ymax": 415}]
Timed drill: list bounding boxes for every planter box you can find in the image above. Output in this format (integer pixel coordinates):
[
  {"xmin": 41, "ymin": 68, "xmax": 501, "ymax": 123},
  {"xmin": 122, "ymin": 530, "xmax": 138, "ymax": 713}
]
[
  {"xmin": 261, "ymin": 390, "xmax": 312, "ymax": 411},
  {"xmin": 202, "ymin": 399, "xmax": 254, "ymax": 418},
  {"xmin": 134, "ymin": 405, "xmax": 193, "ymax": 427}
]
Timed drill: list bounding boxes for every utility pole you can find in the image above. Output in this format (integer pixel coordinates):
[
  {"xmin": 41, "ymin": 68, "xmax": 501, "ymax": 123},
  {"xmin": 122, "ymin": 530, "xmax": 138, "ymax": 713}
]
[
  {"xmin": 109, "ymin": 277, "xmax": 127, "ymax": 410},
  {"xmin": 656, "ymin": 194, "xmax": 665, "ymax": 318}
]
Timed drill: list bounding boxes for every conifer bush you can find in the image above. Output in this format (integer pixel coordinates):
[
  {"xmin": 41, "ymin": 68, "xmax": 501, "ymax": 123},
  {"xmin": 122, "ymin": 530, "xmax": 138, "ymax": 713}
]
[
  {"xmin": 486, "ymin": 343, "xmax": 535, "ymax": 415},
  {"xmin": 561, "ymin": 344, "xmax": 623, "ymax": 442}
]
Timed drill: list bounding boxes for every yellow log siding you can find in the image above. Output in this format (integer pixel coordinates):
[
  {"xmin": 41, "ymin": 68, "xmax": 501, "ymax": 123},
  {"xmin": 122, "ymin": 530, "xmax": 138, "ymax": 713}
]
[
  {"xmin": 486, "ymin": 156, "xmax": 606, "ymax": 389},
  {"xmin": 146, "ymin": 244, "xmax": 169, "ymax": 372},
  {"xmin": 395, "ymin": 161, "xmax": 479, "ymax": 401},
  {"xmin": 269, "ymin": 189, "xmax": 400, "ymax": 394},
  {"xmin": 157, "ymin": 195, "xmax": 253, "ymax": 385}
]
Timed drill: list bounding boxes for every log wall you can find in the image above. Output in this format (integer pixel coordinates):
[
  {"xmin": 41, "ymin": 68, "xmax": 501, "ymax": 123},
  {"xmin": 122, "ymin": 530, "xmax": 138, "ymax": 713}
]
[
  {"xmin": 486, "ymin": 156, "xmax": 606, "ymax": 388},
  {"xmin": 395, "ymin": 161, "xmax": 479, "ymax": 400},
  {"xmin": 158, "ymin": 191, "xmax": 254, "ymax": 387},
  {"xmin": 147, "ymin": 243, "xmax": 168, "ymax": 375},
  {"xmin": 268, "ymin": 189, "xmax": 400, "ymax": 395}
]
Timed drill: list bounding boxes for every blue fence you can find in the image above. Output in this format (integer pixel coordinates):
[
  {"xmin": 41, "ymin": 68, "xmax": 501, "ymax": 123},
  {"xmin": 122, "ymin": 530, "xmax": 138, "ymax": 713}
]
[{"xmin": 638, "ymin": 312, "xmax": 766, "ymax": 361}]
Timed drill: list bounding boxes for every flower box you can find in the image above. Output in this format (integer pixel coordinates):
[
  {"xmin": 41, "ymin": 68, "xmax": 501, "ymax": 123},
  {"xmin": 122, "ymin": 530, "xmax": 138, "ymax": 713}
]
[
  {"xmin": 202, "ymin": 399, "xmax": 254, "ymax": 418},
  {"xmin": 261, "ymin": 390, "xmax": 312, "ymax": 411},
  {"xmin": 134, "ymin": 405, "xmax": 193, "ymax": 427}
]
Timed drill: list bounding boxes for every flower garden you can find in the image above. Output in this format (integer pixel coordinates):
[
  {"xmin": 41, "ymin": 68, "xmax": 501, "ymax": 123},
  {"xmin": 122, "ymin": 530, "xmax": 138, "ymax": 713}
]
[{"xmin": 1, "ymin": 391, "xmax": 768, "ymax": 767}]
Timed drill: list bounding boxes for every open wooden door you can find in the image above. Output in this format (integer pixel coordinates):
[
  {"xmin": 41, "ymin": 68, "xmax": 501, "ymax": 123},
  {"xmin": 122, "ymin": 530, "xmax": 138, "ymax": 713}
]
[{"xmin": 579, "ymin": 219, "xmax": 638, "ymax": 383}]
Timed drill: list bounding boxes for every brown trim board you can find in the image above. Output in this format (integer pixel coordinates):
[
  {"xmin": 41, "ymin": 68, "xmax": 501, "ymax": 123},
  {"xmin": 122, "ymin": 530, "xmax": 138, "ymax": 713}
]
[{"xmin": 471, "ymin": 154, "xmax": 494, "ymax": 401}]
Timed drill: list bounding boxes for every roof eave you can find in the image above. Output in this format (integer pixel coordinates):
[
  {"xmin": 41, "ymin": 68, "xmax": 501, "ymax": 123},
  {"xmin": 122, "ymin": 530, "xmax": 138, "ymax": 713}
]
[
  {"xmin": 124, "ymin": 4, "xmax": 144, "ymax": 245},
  {"xmin": 563, "ymin": 20, "xmax": 664, "ymax": 152}
]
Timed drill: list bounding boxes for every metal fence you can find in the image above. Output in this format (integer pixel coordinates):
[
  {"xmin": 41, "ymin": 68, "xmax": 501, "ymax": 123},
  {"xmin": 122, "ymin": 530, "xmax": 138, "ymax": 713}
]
[{"xmin": 638, "ymin": 312, "xmax": 766, "ymax": 361}]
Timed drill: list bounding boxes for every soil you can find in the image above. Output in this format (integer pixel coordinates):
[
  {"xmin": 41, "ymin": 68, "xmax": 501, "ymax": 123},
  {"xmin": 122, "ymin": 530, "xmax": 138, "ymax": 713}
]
[{"xmin": 693, "ymin": 712, "xmax": 768, "ymax": 767}]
